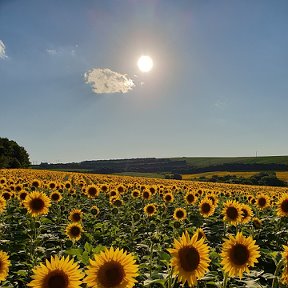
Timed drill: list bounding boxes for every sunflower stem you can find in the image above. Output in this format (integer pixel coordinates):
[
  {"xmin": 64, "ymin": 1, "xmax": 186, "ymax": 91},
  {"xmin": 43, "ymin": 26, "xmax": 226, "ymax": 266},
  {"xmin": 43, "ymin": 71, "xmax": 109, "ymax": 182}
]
[
  {"xmin": 149, "ymin": 242, "xmax": 154, "ymax": 278},
  {"xmin": 272, "ymin": 258, "xmax": 284, "ymax": 288},
  {"xmin": 222, "ymin": 273, "xmax": 229, "ymax": 288}
]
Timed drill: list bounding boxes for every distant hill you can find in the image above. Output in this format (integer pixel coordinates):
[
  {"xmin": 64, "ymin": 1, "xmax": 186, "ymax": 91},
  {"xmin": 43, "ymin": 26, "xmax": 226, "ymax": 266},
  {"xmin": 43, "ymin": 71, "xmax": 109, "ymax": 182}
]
[{"xmin": 35, "ymin": 156, "xmax": 288, "ymax": 175}]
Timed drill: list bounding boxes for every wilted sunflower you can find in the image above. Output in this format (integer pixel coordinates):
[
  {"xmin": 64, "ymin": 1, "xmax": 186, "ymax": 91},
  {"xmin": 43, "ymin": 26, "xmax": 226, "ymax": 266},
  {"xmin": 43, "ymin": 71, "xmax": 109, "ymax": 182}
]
[
  {"xmin": 199, "ymin": 198, "xmax": 215, "ymax": 218},
  {"xmin": 0, "ymin": 197, "xmax": 6, "ymax": 213},
  {"xmin": 168, "ymin": 231, "xmax": 210, "ymax": 287},
  {"xmin": 69, "ymin": 209, "xmax": 83, "ymax": 222},
  {"xmin": 163, "ymin": 192, "xmax": 174, "ymax": 203},
  {"xmin": 256, "ymin": 194, "xmax": 270, "ymax": 210},
  {"xmin": 277, "ymin": 194, "xmax": 288, "ymax": 217},
  {"xmin": 240, "ymin": 203, "xmax": 253, "ymax": 224},
  {"xmin": 23, "ymin": 191, "xmax": 51, "ymax": 217},
  {"xmin": 173, "ymin": 208, "xmax": 187, "ymax": 221},
  {"xmin": 220, "ymin": 232, "xmax": 260, "ymax": 279},
  {"xmin": 184, "ymin": 192, "xmax": 197, "ymax": 205},
  {"xmin": 65, "ymin": 222, "xmax": 83, "ymax": 242},
  {"xmin": 50, "ymin": 191, "xmax": 62, "ymax": 203},
  {"xmin": 222, "ymin": 200, "xmax": 242, "ymax": 226},
  {"xmin": 27, "ymin": 255, "xmax": 83, "ymax": 288},
  {"xmin": 85, "ymin": 247, "xmax": 139, "ymax": 288},
  {"xmin": 0, "ymin": 250, "xmax": 10, "ymax": 282},
  {"xmin": 144, "ymin": 203, "xmax": 157, "ymax": 217}
]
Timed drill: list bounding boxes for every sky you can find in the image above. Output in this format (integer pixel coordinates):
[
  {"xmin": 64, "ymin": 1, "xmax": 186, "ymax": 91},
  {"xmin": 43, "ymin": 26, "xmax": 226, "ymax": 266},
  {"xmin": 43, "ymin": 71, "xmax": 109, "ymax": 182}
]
[{"xmin": 1, "ymin": 0, "xmax": 288, "ymax": 164}]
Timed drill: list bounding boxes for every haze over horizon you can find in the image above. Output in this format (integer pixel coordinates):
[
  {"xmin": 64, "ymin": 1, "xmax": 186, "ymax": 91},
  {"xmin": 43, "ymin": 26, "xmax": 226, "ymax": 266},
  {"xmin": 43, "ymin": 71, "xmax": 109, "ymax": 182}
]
[{"xmin": 1, "ymin": 0, "xmax": 287, "ymax": 164}]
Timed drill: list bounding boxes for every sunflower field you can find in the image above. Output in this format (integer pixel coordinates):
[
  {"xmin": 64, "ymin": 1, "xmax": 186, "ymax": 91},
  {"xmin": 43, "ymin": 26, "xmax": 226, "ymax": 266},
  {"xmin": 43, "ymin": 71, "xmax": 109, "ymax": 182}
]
[{"xmin": 0, "ymin": 169, "xmax": 288, "ymax": 287}]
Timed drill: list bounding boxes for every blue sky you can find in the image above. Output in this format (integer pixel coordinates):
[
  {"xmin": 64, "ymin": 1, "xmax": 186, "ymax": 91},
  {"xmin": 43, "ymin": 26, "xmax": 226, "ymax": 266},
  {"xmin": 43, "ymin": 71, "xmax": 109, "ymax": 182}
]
[{"xmin": 1, "ymin": 0, "xmax": 288, "ymax": 163}]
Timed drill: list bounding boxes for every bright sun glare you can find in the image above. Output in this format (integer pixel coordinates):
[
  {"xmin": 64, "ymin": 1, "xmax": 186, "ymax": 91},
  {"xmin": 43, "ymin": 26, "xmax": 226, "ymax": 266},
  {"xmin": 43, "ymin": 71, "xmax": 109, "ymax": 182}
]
[{"xmin": 137, "ymin": 55, "xmax": 153, "ymax": 72}]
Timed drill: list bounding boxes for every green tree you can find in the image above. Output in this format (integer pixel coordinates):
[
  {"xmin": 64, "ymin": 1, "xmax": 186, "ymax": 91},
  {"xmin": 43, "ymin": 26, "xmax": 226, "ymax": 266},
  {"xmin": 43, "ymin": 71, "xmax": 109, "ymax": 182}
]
[{"xmin": 0, "ymin": 137, "xmax": 30, "ymax": 168}]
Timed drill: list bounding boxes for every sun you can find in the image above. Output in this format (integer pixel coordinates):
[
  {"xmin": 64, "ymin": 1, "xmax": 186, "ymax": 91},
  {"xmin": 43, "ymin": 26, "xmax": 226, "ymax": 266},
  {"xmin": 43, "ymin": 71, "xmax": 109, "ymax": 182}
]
[{"xmin": 137, "ymin": 55, "xmax": 153, "ymax": 72}]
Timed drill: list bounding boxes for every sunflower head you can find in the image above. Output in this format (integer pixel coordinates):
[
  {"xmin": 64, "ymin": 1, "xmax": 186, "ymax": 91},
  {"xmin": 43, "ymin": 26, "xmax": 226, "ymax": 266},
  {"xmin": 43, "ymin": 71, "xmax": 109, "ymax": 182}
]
[
  {"xmin": 0, "ymin": 197, "xmax": 7, "ymax": 213},
  {"xmin": 142, "ymin": 190, "xmax": 152, "ymax": 200},
  {"xmin": 256, "ymin": 194, "xmax": 270, "ymax": 210},
  {"xmin": 173, "ymin": 208, "xmax": 187, "ymax": 221},
  {"xmin": 65, "ymin": 222, "xmax": 83, "ymax": 242},
  {"xmin": 23, "ymin": 191, "xmax": 51, "ymax": 217},
  {"xmin": 222, "ymin": 200, "xmax": 242, "ymax": 226},
  {"xmin": 199, "ymin": 198, "xmax": 215, "ymax": 218},
  {"xmin": 168, "ymin": 231, "xmax": 210, "ymax": 287},
  {"xmin": 50, "ymin": 191, "xmax": 62, "ymax": 203},
  {"xmin": 86, "ymin": 185, "xmax": 99, "ymax": 198},
  {"xmin": 27, "ymin": 255, "xmax": 83, "ymax": 288},
  {"xmin": 0, "ymin": 250, "xmax": 10, "ymax": 282},
  {"xmin": 184, "ymin": 192, "xmax": 197, "ymax": 205},
  {"xmin": 220, "ymin": 232, "xmax": 260, "ymax": 279},
  {"xmin": 277, "ymin": 194, "xmax": 288, "ymax": 217},
  {"xmin": 163, "ymin": 192, "xmax": 174, "ymax": 203},
  {"xmin": 131, "ymin": 189, "xmax": 140, "ymax": 198},
  {"xmin": 90, "ymin": 205, "xmax": 100, "ymax": 216},
  {"xmin": 69, "ymin": 209, "xmax": 83, "ymax": 222},
  {"xmin": 144, "ymin": 203, "xmax": 157, "ymax": 217},
  {"xmin": 85, "ymin": 247, "xmax": 139, "ymax": 288}
]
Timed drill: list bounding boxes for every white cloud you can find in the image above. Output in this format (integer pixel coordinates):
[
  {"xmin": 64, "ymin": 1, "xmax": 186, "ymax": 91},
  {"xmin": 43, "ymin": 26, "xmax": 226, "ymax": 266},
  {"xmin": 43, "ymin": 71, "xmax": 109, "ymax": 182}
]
[
  {"xmin": 84, "ymin": 68, "xmax": 135, "ymax": 94},
  {"xmin": 0, "ymin": 40, "xmax": 7, "ymax": 59},
  {"xmin": 46, "ymin": 49, "xmax": 57, "ymax": 55},
  {"xmin": 46, "ymin": 45, "xmax": 77, "ymax": 57}
]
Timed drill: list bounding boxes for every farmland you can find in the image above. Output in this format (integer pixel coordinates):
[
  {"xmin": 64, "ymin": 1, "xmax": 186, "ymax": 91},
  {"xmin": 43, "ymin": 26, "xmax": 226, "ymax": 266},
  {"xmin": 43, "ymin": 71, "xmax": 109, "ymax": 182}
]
[{"xmin": 0, "ymin": 168, "xmax": 288, "ymax": 287}]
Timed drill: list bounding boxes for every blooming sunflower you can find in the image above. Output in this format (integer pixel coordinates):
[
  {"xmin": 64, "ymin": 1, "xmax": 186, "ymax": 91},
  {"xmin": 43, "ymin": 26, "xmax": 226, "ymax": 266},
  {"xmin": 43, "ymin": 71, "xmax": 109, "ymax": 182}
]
[
  {"xmin": 23, "ymin": 191, "xmax": 51, "ymax": 217},
  {"xmin": 0, "ymin": 197, "xmax": 6, "ymax": 213},
  {"xmin": 18, "ymin": 190, "xmax": 28, "ymax": 201},
  {"xmin": 220, "ymin": 232, "xmax": 260, "ymax": 279},
  {"xmin": 65, "ymin": 223, "xmax": 83, "ymax": 242},
  {"xmin": 277, "ymin": 194, "xmax": 288, "ymax": 217},
  {"xmin": 195, "ymin": 228, "xmax": 207, "ymax": 241},
  {"xmin": 168, "ymin": 231, "xmax": 210, "ymax": 287},
  {"xmin": 163, "ymin": 192, "xmax": 174, "ymax": 203},
  {"xmin": 281, "ymin": 265, "xmax": 288, "ymax": 285},
  {"xmin": 222, "ymin": 200, "xmax": 242, "ymax": 226},
  {"xmin": 173, "ymin": 208, "xmax": 187, "ymax": 221},
  {"xmin": 0, "ymin": 250, "xmax": 10, "ymax": 282},
  {"xmin": 69, "ymin": 209, "xmax": 83, "ymax": 222},
  {"xmin": 240, "ymin": 203, "xmax": 253, "ymax": 224},
  {"xmin": 142, "ymin": 190, "xmax": 152, "ymax": 200},
  {"xmin": 86, "ymin": 185, "xmax": 99, "ymax": 198},
  {"xmin": 27, "ymin": 255, "xmax": 83, "ymax": 288},
  {"xmin": 144, "ymin": 203, "xmax": 157, "ymax": 217},
  {"xmin": 256, "ymin": 194, "xmax": 270, "ymax": 210},
  {"xmin": 85, "ymin": 247, "xmax": 139, "ymax": 288},
  {"xmin": 184, "ymin": 192, "xmax": 197, "ymax": 205},
  {"xmin": 50, "ymin": 191, "xmax": 62, "ymax": 203},
  {"xmin": 131, "ymin": 189, "xmax": 140, "ymax": 198},
  {"xmin": 199, "ymin": 198, "xmax": 215, "ymax": 218},
  {"xmin": 91, "ymin": 205, "xmax": 100, "ymax": 216}
]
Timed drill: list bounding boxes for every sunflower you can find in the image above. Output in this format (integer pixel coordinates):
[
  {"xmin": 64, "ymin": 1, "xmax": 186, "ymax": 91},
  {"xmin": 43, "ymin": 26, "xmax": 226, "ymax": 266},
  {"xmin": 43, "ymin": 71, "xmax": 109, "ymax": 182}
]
[
  {"xmin": 86, "ymin": 185, "xmax": 99, "ymax": 198},
  {"xmin": 48, "ymin": 181, "xmax": 56, "ymax": 189},
  {"xmin": 256, "ymin": 194, "xmax": 270, "ymax": 210},
  {"xmin": 0, "ymin": 250, "xmax": 10, "ymax": 282},
  {"xmin": 173, "ymin": 208, "xmax": 187, "ymax": 221},
  {"xmin": 168, "ymin": 231, "xmax": 210, "ymax": 287},
  {"xmin": 18, "ymin": 190, "xmax": 28, "ymax": 201},
  {"xmin": 0, "ymin": 197, "xmax": 6, "ymax": 213},
  {"xmin": 240, "ymin": 203, "xmax": 253, "ymax": 224},
  {"xmin": 31, "ymin": 179, "xmax": 41, "ymax": 188},
  {"xmin": 252, "ymin": 217, "xmax": 262, "ymax": 229},
  {"xmin": 131, "ymin": 189, "xmax": 140, "ymax": 198},
  {"xmin": 163, "ymin": 192, "xmax": 174, "ymax": 203},
  {"xmin": 277, "ymin": 194, "xmax": 288, "ymax": 217},
  {"xmin": 195, "ymin": 228, "xmax": 207, "ymax": 241},
  {"xmin": 199, "ymin": 198, "xmax": 215, "ymax": 218},
  {"xmin": 222, "ymin": 200, "xmax": 242, "ymax": 226},
  {"xmin": 91, "ymin": 205, "xmax": 100, "ymax": 216},
  {"xmin": 85, "ymin": 247, "xmax": 138, "ymax": 288},
  {"xmin": 142, "ymin": 190, "xmax": 152, "ymax": 200},
  {"xmin": 220, "ymin": 232, "xmax": 260, "ymax": 279},
  {"xmin": 184, "ymin": 192, "xmax": 197, "ymax": 205},
  {"xmin": 282, "ymin": 244, "xmax": 288, "ymax": 263},
  {"xmin": 65, "ymin": 222, "xmax": 83, "ymax": 242},
  {"xmin": 281, "ymin": 265, "xmax": 288, "ymax": 285},
  {"xmin": 23, "ymin": 191, "xmax": 51, "ymax": 217},
  {"xmin": 50, "ymin": 191, "xmax": 62, "ymax": 203},
  {"xmin": 69, "ymin": 209, "xmax": 83, "ymax": 222},
  {"xmin": 144, "ymin": 203, "xmax": 157, "ymax": 217},
  {"xmin": 27, "ymin": 255, "xmax": 83, "ymax": 288},
  {"xmin": 1, "ymin": 191, "xmax": 12, "ymax": 201}
]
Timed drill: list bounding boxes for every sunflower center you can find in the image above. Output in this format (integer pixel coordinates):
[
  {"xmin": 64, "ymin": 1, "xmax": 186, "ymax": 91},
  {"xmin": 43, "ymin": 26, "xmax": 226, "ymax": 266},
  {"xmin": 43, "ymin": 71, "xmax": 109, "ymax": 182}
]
[
  {"xmin": 98, "ymin": 261, "xmax": 125, "ymax": 287},
  {"xmin": 226, "ymin": 207, "xmax": 238, "ymax": 220},
  {"xmin": 43, "ymin": 269, "xmax": 69, "ymax": 288},
  {"xmin": 30, "ymin": 198, "xmax": 45, "ymax": 211},
  {"xmin": 88, "ymin": 187, "xmax": 97, "ymax": 196},
  {"xmin": 230, "ymin": 244, "xmax": 249, "ymax": 266},
  {"xmin": 201, "ymin": 203, "xmax": 211, "ymax": 213},
  {"xmin": 72, "ymin": 213, "xmax": 81, "ymax": 222},
  {"xmin": 186, "ymin": 194, "xmax": 194, "ymax": 203},
  {"xmin": 70, "ymin": 226, "xmax": 81, "ymax": 237},
  {"xmin": 51, "ymin": 193, "xmax": 60, "ymax": 201},
  {"xmin": 178, "ymin": 246, "xmax": 200, "ymax": 272},
  {"xmin": 165, "ymin": 195, "xmax": 172, "ymax": 201},
  {"xmin": 143, "ymin": 192, "xmax": 150, "ymax": 199},
  {"xmin": 281, "ymin": 200, "xmax": 288, "ymax": 213},
  {"xmin": 146, "ymin": 205, "xmax": 155, "ymax": 214},
  {"xmin": 176, "ymin": 210, "xmax": 184, "ymax": 219},
  {"xmin": 258, "ymin": 198, "xmax": 266, "ymax": 207}
]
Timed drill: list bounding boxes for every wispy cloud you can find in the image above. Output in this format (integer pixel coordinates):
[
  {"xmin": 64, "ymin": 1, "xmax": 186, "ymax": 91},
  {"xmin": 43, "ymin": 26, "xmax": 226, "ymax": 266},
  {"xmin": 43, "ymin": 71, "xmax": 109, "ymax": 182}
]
[
  {"xmin": 46, "ymin": 45, "xmax": 78, "ymax": 57},
  {"xmin": 84, "ymin": 68, "xmax": 135, "ymax": 94},
  {"xmin": 0, "ymin": 40, "xmax": 7, "ymax": 59}
]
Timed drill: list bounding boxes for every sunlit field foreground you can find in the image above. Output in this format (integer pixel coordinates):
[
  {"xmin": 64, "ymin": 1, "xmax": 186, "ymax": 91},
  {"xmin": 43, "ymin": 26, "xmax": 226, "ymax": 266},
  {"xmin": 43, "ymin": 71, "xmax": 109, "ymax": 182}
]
[{"xmin": 1, "ymin": 169, "xmax": 288, "ymax": 287}]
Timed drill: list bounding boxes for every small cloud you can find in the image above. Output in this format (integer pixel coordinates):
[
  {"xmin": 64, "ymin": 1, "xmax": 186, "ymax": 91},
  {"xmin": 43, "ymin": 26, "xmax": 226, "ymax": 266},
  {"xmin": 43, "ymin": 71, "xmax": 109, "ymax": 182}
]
[
  {"xmin": 46, "ymin": 49, "xmax": 57, "ymax": 55},
  {"xmin": 0, "ymin": 40, "xmax": 7, "ymax": 59},
  {"xmin": 46, "ymin": 45, "xmax": 77, "ymax": 57},
  {"xmin": 84, "ymin": 68, "xmax": 135, "ymax": 94}
]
